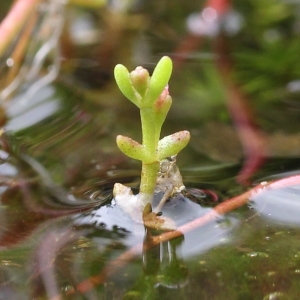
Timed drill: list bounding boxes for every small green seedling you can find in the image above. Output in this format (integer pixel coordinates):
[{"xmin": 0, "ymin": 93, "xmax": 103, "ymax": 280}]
[{"xmin": 113, "ymin": 56, "xmax": 190, "ymax": 225}]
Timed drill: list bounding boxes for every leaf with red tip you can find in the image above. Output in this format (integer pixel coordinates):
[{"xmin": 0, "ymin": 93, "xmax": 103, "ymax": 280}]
[
  {"xmin": 157, "ymin": 131, "xmax": 190, "ymax": 160},
  {"xmin": 145, "ymin": 56, "xmax": 173, "ymax": 106}
]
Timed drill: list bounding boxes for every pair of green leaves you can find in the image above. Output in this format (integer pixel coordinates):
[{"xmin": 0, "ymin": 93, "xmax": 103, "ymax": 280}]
[{"xmin": 116, "ymin": 130, "xmax": 190, "ymax": 163}]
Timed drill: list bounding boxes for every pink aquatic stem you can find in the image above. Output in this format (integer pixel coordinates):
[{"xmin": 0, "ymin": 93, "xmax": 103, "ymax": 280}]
[
  {"xmin": 0, "ymin": 0, "xmax": 41, "ymax": 57},
  {"xmin": 72, "ymin": 174, "xmax": 300, "ymax": 295}
]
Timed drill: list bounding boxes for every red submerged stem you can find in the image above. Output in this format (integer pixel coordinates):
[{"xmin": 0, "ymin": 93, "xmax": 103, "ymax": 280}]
[{"xmin": 71, "ymin": 174, "xmax": 300, "ymax": 295}]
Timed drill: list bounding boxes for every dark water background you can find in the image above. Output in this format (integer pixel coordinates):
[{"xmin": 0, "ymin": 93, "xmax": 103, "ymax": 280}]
[{"xmin": 1, "ymin": 0, "xmax": 300, "ymax": 299}]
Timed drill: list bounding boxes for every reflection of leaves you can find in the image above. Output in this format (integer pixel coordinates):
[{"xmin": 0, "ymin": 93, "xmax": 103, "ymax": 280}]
[
  {"xmin": 181, "ymin": 215, "xmax": 300, "ymax": 299},
  {"xmin": 0, "ymin": 142, "xmax": 98, "ymax": 247},
  {"xmin": 124, "ymin": 276, "xmax": 157, "ymax": 300},
  {"xmin": 0, "ymin": 248, "xmax": 32, "ymax": 299},
  {"xmin": 156, "ymin": 258, "xmax": 188, "ymax": 288}
]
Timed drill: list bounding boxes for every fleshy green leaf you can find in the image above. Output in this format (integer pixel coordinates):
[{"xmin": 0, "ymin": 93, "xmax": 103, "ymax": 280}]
[
  {"xmin": 145, "ymin": 56, "xmax": 173, "ymax": 106},
  {"xmin": 116, "ymin": 135, "xmax": 145, "ymax": 161},
  {"xmin": 114, "ymin": 64, "xmax": 140, "ymax": 106},
  {"xmin": 157, "ymin": 131, "xmax": 190, "ymax": 160}
]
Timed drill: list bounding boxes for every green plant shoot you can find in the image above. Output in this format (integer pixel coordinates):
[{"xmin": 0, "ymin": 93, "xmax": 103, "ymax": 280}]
[{"xmin": 114, "ymin": 56, "xmax": 190, "ymax": 206}]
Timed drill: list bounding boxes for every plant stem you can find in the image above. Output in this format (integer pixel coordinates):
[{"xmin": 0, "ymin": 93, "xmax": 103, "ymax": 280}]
[
  {"xmin": 139, "ymin": 161, "xmax": 160, "ymax": 196},
  {"xmin": 0, "ymin": 0, "xmax": 41, "ymax": 57},
  {"xmin": 139, "ymin": 107, "xmax": 160, "ymax": 198},
  {"xmin": 140, "ymin": 108, "xmax": 157, "ymax": 159}
]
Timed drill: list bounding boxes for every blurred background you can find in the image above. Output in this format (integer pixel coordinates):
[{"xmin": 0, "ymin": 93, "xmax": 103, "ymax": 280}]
[{"xmin": 1, "ymin": 0, "xmax": 300, "ymax": 299}]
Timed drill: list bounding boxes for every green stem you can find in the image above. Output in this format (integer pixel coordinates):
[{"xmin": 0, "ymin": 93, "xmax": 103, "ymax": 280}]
[
  {"xmin": 139, "ymin": 106, "xmax": 162, "ymax": 200},
  {"xmin": 139, "ymin": 161, "xmax": 160, "ymax": 196},
  {"xmin": 140, "ymin": 108, "xmax": 157, "ymax": 161}
]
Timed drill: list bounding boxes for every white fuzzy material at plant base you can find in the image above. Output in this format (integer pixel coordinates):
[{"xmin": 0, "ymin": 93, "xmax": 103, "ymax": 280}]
[
  {"xmin": 113, "ymin": 183, "xmax": 145, "ymax": 223},
  {"xmin": 113, "ymin": 183, "xmax": 177, "ymax": 230},
  {"xmin": 113, "ymin": 158, "xmax": 185, "ymax": 229}
]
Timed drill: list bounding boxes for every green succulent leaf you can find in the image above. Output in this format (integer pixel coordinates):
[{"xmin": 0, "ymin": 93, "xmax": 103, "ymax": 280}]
[
  {"xmin": 114, "ymin": 64, "xmax": 140, "ymax": 106},
  {"xmin": 157, "ymin": 131, "xmax": 190, "ymax": 160},
  {"xmin": 116, "ymin": 135, "xmax": 145, "ymax": 161},
  {"xmin": 145, "ymin": 56, "xmax": 173, "ymax": 106}
]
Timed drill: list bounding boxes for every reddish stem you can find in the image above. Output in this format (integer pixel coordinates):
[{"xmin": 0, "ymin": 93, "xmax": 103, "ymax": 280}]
[
  {"xmin": 71, "ymin": 174, "xmax": 300, "ymax": 295},
  {"xmin": 171, "ymin": 0, "xmax": 265, "ymax": 184},
  {"xmin": 214, "ymin": 34, "xmax": 266, "ymax": 184},
  {"xmin": 0, "ymin": 0, "xmax": 41, "ymax": 56}
]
